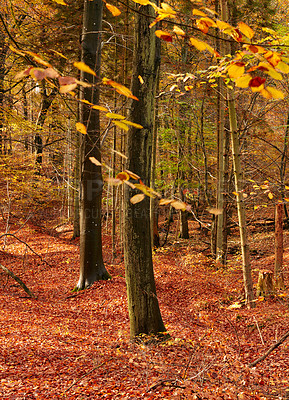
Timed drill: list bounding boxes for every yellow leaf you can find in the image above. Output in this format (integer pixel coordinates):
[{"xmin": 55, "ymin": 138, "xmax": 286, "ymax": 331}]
[
  {"xmin": 278, "ymin": 61, "xmax": 289, "ymax": 73},
  {"xmin": 160, "ymin": 2, "xmax": 176, "ymax": 15},
  {"xmin": 106, "ymin": 3, "xmax": 121, "ymax": 16},
  {"xmin": 238, "ymin": 22, "xmax": 254, "ymax": 39},
  {"xmin": 9, "ymin": 45, "xmax": 26, "ymax": 57},
  {"xmin": 52, "ymin": 0, "xmax": 67, "ymax": 4},
  {"xmin": 91, "ymin": 105, "xmax": 108, "ymax": 111},
  {"xmin": 134, "ymin": 183, "xmax": 159, "ymax": 198},
  {"xmin": 190, "ymin": 37, "xmax": 208, "ymax": 52},
  {"xmin": 106, "ymin": 112, "xmax": 126, "ymax": 120},
  {"xmin": 113, "ymin": 121, "xmax": 129, "ymax": 131},
  {"xmin": 51, "ymin": 49, "xmax": 68, "ymax": 59},
  {"xmin": 122, "ymin": 120, "xmax": 143, "ymax": 129},
  {"xmin": 266, "ymin": 86, "xmax": 285, "ymax": 99},
  {"xmin": 235, "ymin": 74, "xmax": 252, "ymax": 88},
  {"xmin": 227, "ymin": 63, "xmax": 245, "ymax": 79},
  {"xmin": 285, "ymin": 186, "xmax": 289, "ymax": 190},
  {"xmin": 216, "ymin": 20, "xmax": 234, "ymax": 32},
  {"xmin": 73, "ymin": 61, "xmax": 96, "ymax": 76},
  {"xmin": 138, "ymin": 75, "xmax": 144, "ymax": 84},
  {"xmin": 25, "ymin": 51, "xmax": 52, "ymax": 67},
  {"xmin": 130, "ymin": 194, "xmax": 145, "ymax": 204},
  {"xmin": 173, "ymin": 26, "xmax": 186, "ymax": 36},
  {"xmin": 192, "ymin": 9, "xmax": 207, "ymax": 17},
  {"xmin": 268, "ymin": 192, "xmax": 274, "ymax": 199},
  {"xmin": 260, "ymin": 89, "xmax": 272, "ymax": 99},
  {"xmin": 89, "ymin": 156, "xmax": 102, "ymax": 166},
  {"xmin": 131, "ymin": 0, "xmax": 151, "ymax": 4},
  {"xmin": 76, "ymin": 122, "xmax": 87, "ymax": 135}
]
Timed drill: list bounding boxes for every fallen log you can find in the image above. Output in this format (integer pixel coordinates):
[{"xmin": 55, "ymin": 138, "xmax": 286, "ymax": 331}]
[
  {"xmin": 0, "ymin": 263, "xmax": 34, "ymax": 298},
  {"xmin": 249, "ymin": 330, "xmax": 289, "ymax": 367}
]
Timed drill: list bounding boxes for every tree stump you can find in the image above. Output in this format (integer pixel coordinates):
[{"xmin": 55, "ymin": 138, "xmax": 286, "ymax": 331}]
[{"xmin": 256, "ymin": 270, "xmax": 274, "ymax": 297}]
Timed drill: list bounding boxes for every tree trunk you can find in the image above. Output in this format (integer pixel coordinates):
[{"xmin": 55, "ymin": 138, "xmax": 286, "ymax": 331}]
[
  {"xmin": 0, "ymin": 31, "xmax": 7, "ymax": 155},
  {"xmin": 221, "ymin": 0, "xmax": 255, "ymax": 308},
  {"xmin": 124, "ymin": 1, "xmax": 166, "ymax": 338},
  {"xmin": 76, "ymin": 0, "xmax": 110, "ymax": 290},
  {"xmin": 35, "ymin": 83, "xmax": 57, "ymax": 165},
  {"xmin": 275, "ymin": 203, "xmax": 284, "ymax": 289}
]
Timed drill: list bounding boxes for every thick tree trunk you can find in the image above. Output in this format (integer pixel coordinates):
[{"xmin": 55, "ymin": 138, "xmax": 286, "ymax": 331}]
[
  {"xmin": 124, "ymin": 2, "xmax": 165, "ymax": 338},
  {"xmin": 76, "ymin": 0, "xmax": 110, "ymax": 290}
]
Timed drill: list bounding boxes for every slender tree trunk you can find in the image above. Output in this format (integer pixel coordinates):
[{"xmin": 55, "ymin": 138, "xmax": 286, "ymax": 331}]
[
  {"xmin": 35, "ymin": 84, "xmax": 57, "ymax": 165},
  {"xmin": 124, "ymin": 1, "xmax": 165, "ymax": 338},
  {"xmin": 0, "ymin": 31, "xmax": 7, "ymax": 155},
  {"xmin": 221, "ymin": 0, "xmax": 254, "ymax": 307},
  {"xmin": 280, "ymin": 112, "xmax": 289, "ymax": 224},
  {"xmin": 76, "ymin": 0, "xmax": 110, "ymax": 290},
  {"xmin": 275, "ymin": 203, "xmax": 284, "ymax": 289},
  {"xmin": 228, "ymin": 97, "xmax": 255, "ymax": 307}
]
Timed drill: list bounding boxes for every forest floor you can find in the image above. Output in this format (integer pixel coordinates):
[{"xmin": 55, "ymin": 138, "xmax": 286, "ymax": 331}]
[{"xmin": 1, "ymin": 213, "xmax": 289, "ymax": 399}]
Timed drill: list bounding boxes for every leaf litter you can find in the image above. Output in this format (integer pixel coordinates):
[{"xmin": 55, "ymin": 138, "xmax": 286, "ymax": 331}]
[{"xmin": 0, "ymin": 218, "xmax": 289, "ymax": 399}]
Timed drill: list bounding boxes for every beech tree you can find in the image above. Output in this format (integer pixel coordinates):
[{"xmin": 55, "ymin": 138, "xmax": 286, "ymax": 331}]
[
  {"xmin": 76, "ymin": 0, "xmax": 110, "ymax": 289},
  {"xmin": 124, "ymin": 1, "xmax": 166, "ymax": 338}
]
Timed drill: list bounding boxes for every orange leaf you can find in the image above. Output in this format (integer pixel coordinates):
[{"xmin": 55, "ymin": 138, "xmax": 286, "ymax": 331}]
[
  {"xmin": 102, "ymin": 78, "xmax": 138, "ymax": 100},
  {"xmin": 155, "ymin": 30, "xmax": 173, "ymax": 42},
  {"xmin": 196, "ymin": 17, "xmax": 216, "ymax": 34},
  {"xmin": 116, "ymin": 171, "xmax": 130, "ymax": 181},
  {"xmin": 106, "ymin": 3, "xmax": 121, "ymax": 16}
]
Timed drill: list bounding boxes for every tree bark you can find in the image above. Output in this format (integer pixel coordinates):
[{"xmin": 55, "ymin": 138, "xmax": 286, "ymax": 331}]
[
  {"xmin": 76, "ymin": 0, "xmax": 110, "ymax": 290},
  {"xmin": 275, "ymin": 203, "xmax": 284, "ymax": 289},
  {"xmin": 124, "ymin": 1, "xmax": 166, "ymax": 338},
  {"xmin": 221, "ymin": 0, "xmax": 255, "ymax": 308}
]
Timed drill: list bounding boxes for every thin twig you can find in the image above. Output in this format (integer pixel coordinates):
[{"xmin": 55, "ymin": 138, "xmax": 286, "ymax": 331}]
[
  {"xmin": 254, "ymin": 316, "xmax": 265, "ymax": 346},
  {"xmin": 248, "ymin": 330, "xmax": 289, "ymax": 368},
  {"xmin": 222, "ymin": 307, "xmax": 241, "ymax": 357},
  {"xmin": 0, "ymin": 233, "xmax": 52, "ymax": 267}
]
